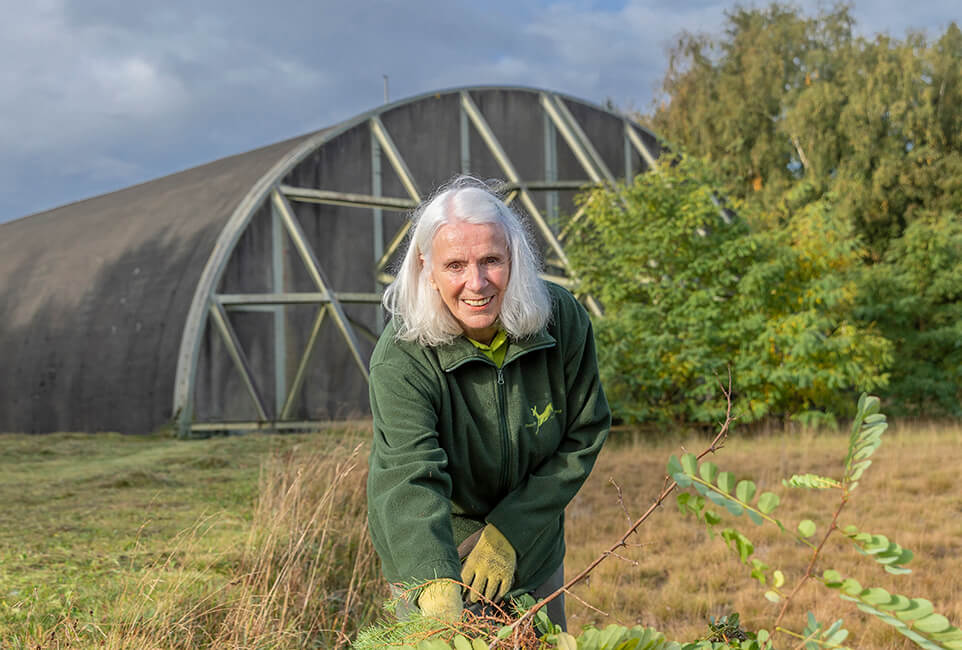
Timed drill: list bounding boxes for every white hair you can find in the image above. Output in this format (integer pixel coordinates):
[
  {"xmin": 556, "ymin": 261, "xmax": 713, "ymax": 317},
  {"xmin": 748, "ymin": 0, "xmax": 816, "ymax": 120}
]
[{"xmin": 383, "ymin": 176, "xmax": 552, "ymax": 347}]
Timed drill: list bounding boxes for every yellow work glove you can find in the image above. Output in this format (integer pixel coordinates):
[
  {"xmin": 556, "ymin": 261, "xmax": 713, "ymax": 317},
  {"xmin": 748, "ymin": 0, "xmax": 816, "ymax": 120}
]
[
  {"xmin": 417, "ymin": 579, "xmax": 463, "ymax": 621},
  {"xmin": 460, "ymin": 524, "xmax": 517, "ymax": 603}
]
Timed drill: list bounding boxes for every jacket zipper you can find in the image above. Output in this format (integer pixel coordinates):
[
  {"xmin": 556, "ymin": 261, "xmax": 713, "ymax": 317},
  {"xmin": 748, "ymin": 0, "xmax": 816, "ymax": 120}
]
[
  {"xmin": 496, "ymin": 365, "xmax": 510, "ymax": 492},
  {"xmin": 444, "ymin": 341, "xmax": 556, "ymax": 494}
]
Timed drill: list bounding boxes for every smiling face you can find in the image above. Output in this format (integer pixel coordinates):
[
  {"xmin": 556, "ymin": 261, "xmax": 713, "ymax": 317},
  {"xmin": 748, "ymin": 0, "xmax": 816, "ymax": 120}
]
[{"xmin": 426, "ymin": 221, "xmax": 510, "ymax": 344}]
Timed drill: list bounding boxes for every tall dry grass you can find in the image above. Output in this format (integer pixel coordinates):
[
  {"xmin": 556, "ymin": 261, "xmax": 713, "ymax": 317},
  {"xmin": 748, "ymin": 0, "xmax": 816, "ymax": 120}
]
[
  {"xmin": 17, "ymin": 434, "xmax": 388, "ymax": 649},
  {"xmin": 565, "ymin": 420, "xmax": 962, "ymax": 648},
  {"xmin": 13, "ymin": 420, "xmax": 960, "ymax": 649}
]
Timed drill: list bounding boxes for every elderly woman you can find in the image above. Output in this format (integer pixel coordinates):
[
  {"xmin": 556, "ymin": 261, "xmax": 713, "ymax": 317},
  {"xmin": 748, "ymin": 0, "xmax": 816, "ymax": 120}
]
[{"xmin": 366, "ymin": 176, "xmax": 610, "ymax": 628}]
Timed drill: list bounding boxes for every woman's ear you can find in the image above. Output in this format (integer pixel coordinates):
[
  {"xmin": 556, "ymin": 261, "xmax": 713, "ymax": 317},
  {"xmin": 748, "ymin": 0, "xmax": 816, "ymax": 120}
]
[{"xmin": 419, "ymin": 254, "xmax": 437, "ymax": 289}]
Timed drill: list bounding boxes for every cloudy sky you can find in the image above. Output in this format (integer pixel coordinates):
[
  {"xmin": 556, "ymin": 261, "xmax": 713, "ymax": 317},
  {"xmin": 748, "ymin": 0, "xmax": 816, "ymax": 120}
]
[{"xmin": 1, "ymin": 0, "xmax": 957, "ymax": 223}]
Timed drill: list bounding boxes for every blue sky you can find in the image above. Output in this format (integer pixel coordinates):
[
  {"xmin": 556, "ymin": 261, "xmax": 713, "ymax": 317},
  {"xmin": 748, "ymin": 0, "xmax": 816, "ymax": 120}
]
[{"xmin": 0, "ymin": 0, "xmax": 958, "ymax": 222}]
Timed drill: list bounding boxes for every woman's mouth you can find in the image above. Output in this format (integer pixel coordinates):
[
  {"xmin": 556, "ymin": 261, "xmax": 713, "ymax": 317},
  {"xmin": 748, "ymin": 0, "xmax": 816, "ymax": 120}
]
[{"xmin": 462, "ymin": 296, "xmax": 493, "ymax": 307}]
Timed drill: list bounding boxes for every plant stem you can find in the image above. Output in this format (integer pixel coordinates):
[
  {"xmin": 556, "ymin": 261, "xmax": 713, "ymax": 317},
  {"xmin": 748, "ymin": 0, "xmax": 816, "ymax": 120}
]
[
  {"xmin": 498, "ymin": 372, "xmax": 736, "ymax": 646},
  {"xmin": 773, "ymin": 491, "xmax": 849, "ymax": 634}
]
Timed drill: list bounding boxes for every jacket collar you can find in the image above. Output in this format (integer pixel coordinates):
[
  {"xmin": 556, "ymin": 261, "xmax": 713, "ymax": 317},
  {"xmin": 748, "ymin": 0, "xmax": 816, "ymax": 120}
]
[{"xmin": 436, "ymin": 328, "xmax": 556, "ymax": 372}]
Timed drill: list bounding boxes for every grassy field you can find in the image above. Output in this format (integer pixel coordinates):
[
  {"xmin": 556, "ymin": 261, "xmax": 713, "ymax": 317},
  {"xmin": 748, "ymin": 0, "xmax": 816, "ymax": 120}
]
[{"xmin": 1, "ymin": 419, "xmax": 960, "ymax": 648}]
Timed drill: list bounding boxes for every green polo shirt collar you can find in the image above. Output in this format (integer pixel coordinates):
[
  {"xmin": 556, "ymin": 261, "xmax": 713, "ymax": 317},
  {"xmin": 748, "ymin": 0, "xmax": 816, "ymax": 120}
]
[{"xmin": 435, "ymin": 328, "xmax": 556, "ymax": 373}]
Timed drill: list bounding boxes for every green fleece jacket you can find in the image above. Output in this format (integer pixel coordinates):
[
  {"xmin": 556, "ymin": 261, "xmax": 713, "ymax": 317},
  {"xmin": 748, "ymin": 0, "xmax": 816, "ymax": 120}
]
[{"xmin": 366, "ymin": 282, "xmax": 610, "ymax": 598}]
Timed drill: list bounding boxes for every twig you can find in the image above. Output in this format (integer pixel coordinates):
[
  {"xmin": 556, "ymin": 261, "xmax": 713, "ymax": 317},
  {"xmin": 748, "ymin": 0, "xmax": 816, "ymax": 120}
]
[
  {"xmin": 564, "ymin": 588, "xmax": 609, "ymax": 617},
  {"xmin": 610, "ymin": 478, "xmax": 634, "ymax": 526},
  {"xmin": 498, "ymin": 371, "xmax": 736, "ymax": 646},
  {"xmin": 774, "ymin": 493, "xmax": 848, "ymax": 633}
]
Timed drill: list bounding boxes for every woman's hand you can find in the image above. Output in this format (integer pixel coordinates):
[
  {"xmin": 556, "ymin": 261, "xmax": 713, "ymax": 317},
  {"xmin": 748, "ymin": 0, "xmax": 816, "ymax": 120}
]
[
  {"xmin": 417, "ymin": 579, "xmax": 463, "ymax": 620},
  {"xmin": 460, "ymin": 524, "xmax": 517, "ymax": 603}
]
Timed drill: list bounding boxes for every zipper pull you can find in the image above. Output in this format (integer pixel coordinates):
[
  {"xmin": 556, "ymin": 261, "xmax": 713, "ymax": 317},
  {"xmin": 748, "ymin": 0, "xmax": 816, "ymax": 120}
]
[{"xmin": 497, "ymin": 367, "xmax": 504, "ymax": 385}]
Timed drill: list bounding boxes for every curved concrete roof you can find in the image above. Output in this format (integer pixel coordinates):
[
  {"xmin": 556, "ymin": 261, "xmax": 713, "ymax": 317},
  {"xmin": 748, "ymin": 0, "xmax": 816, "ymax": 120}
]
[
  {"xmin": 0, "ymin": 85, "xmax": 662, "ymax": 434},
  {"xmin": 0, "ymin": 132, "xmax": 328, "ymax": 433}
]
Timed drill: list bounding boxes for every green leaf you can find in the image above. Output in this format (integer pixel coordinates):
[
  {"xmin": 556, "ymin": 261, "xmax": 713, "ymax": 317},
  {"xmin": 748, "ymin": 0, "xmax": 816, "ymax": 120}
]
[
  {"xmin": 735, "ymin": 480, "xmax": 756, "ymax": 503},
  {"xmin": 556, "ymin": 631, "xmax": 578, "ymax": 650},
  {"xmin": 784, "ymin": 473, "xmax": 841, "ymax": 489},
  {"xmin": 764, "ymin": 590, "xmax": 781, "ymax": 603},
  {"xmin": 680, "ymin": 453, "xmax": 698, "ymax": 475},
  {"xmin": 717, "ymin": 471, "xmax": 735, "ymax": 494},
  {"xmin": 724, "ymin": 499, "xmax": 744, "ymax": 516},
  {"xmin": 822, "ymin": 569, "xmax": 842, "ymax": 586},
  {"xmin": 797, "ymin": 519, "xmax": 816, "ymax": 538},
  {"xmin": 471, "ymin": 639, "xmax": 487, "ymax": 650},
  {"xmin": 497, "ymin": 625, "xmax": 514, "ymax": 639},
  {"xmin": 933, "ymin": 628, "xmax": 962, "ymax": 642},
  {"xmin": 773, "ymin": 570, "xmax": 785, "ymax": 588},
  {"xmin": 840, "ymin": 578, "xmax": 862, "ymax": 596},
  {"xmin": 913, "ymin": 614, "xmax": 952, "ymax": 634},
  {"xmin": 704, "ymin": 510, "xmax": 722, "ymax": 526},
  {"xmin": 453, "ymin": 635, "xmax": 472, "ymax": 650},
  {"xmin": 886, "ymin": 565, "xmax": 913, "ymax": 575},
  {"xmin": 747, "ymin": 509, "xmax": 764, "ymax": 526},
  {"xmin": 758, "ymin": 492, "xmax": 780, "ymax": 514},
  {"xmin": 879, "ymin": 594, "xmax": 912, "ymax": 612},
  {"xmin": 700, "ymin": 461, "xmax": 719, "ymax": 484},
  {"xmin": 896, "ymin": 599, "xmax": 935, "ymax": 621},
  {"xmin": 862, "ymin": 588, "xmax": 892, "ymax": 605},
  {"xmin": 667, "ymin": 455, "xmax": 683, "ymax": 477}
]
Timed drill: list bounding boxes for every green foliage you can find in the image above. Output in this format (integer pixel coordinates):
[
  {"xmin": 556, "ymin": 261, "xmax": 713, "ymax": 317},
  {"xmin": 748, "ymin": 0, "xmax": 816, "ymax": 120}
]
[
  {"xmin": 840, "ymin": 525, "xmax": 913, "ymax": 575},
  {"xmin": 843, "ymin": 393, "xmax": 888, "ymax": 489},
  {"xmin": 855, "ymin": 213, "xmax": 962, "ymax": 416},
  {"xmin": 354, "ymin": 619, "xmax": 681, "ymax": 650},
  {"xmin": 783, "ymin": 473, "xmax": 841, "ymax": 489},
  {"xmin": 822, "ymin": 571, "xmax": 962, "ymax": 649},
  {"xmin": 669, "ymin": 394, "xmax": 959, "ymax": 648},
  {"xmin": 646, "ymin": 3, "xmax": 962, "ymax": 417},
  {"xmin": 356, "ymin": 395, "xmax": 958, "ymax": 649},
  {"xmin": 567, "ymin": 156, "xmax": 890, "ymax": 425},
  {"xmin": 798, "ymin": 612, "xmax": 849, "ymax": 649},
  {"xmin": 569, "ymin": 624, "xmax": 679, "ymax": 649}
]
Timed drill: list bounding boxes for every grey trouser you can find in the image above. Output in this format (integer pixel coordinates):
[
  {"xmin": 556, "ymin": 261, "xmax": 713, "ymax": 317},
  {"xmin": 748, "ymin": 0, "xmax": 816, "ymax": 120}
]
[{"xmin": 531, "ymin": 563, "xmax": 566, "ymax": 632}]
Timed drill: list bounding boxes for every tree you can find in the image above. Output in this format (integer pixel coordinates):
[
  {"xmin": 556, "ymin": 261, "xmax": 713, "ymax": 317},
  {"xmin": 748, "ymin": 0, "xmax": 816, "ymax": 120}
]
[
  {"xmin": 567, "ymin": 156, "xmax": 890, "ymax": 425},
  {"xmin": 649, "ymin": 4, "xmax": 962, "ymax": 259},
  {"xmin": 647, "ymin": 4, "xmax": 962, "ymax": 417}
]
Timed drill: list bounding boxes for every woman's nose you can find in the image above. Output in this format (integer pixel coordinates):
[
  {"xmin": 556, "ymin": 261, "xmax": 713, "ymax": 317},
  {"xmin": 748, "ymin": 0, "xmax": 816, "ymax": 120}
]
[{"xmin": 465, "ymin": 264, "xmax": 486, "ymax": 291}]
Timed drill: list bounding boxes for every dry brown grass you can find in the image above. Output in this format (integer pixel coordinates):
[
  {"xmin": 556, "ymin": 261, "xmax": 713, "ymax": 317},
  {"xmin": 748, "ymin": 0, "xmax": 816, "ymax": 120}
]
[
  {"xmin": 9, "ymin": 420, "xmax": 959, "ymax": 649},
  {"xmin": 564, "ymin": 420, "xmax": 962, "ymax": 647},
  {"xmin": 15, "ymin": 432, "xmax": 389, "ymax": 649}
]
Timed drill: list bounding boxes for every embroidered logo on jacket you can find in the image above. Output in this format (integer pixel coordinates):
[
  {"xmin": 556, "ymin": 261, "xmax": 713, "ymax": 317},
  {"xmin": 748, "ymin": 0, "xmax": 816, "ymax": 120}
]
[{"xmin": 528, "ymin": 403, "xmax": 561, "ymax": 435}]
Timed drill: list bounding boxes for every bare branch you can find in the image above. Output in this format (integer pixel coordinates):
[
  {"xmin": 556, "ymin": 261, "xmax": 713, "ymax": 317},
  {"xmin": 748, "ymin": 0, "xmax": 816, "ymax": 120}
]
[{"xmin": 502, "ymin": 371, "xmax": 736, "ymax": 642}]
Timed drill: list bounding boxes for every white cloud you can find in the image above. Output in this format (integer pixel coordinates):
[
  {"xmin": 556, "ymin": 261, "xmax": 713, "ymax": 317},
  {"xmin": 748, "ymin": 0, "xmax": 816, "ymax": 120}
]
[{"xmin": 0, "ymin": 0, "xmax": 958, "ymax": 221}]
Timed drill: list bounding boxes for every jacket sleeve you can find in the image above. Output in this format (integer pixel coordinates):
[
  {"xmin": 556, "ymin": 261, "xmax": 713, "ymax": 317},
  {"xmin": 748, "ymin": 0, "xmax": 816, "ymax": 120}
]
[
  {"xmin": 485, "ymin": 291, "xmax": 611, "ymax": 559},
  {"xmin": 366, "ymin": 355, "xmax": 463, "ymax": 587}
]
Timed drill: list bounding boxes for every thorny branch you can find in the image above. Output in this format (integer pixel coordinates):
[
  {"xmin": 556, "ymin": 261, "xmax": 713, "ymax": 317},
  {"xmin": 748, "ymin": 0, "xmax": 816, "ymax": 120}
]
[
  {"xmin": 777, "ymin": 490, "xmax": 851, "ymax": 648},
  {"xmin": 496, "ymin": 370, "xmax": 736, "ymax": 646}
]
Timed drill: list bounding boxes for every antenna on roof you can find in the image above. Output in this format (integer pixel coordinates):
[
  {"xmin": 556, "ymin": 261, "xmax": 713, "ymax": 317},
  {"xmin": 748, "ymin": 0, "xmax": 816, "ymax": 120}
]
[{"xmin": 383, "ymin": 75, "xmax": 389, "ymax": 103}]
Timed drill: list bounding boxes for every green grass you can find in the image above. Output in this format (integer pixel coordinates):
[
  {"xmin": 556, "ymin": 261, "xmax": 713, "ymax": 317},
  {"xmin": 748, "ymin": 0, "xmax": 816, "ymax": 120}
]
[{"xmin": 0, "ymin": 431, "xmax": 319, "ymax": 643}]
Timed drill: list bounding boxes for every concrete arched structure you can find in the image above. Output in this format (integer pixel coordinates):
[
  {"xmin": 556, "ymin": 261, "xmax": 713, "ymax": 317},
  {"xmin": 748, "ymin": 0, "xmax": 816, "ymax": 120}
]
[{"xmin": 0, "ymin": 86, "xmax": 663, "ymax": 436}]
